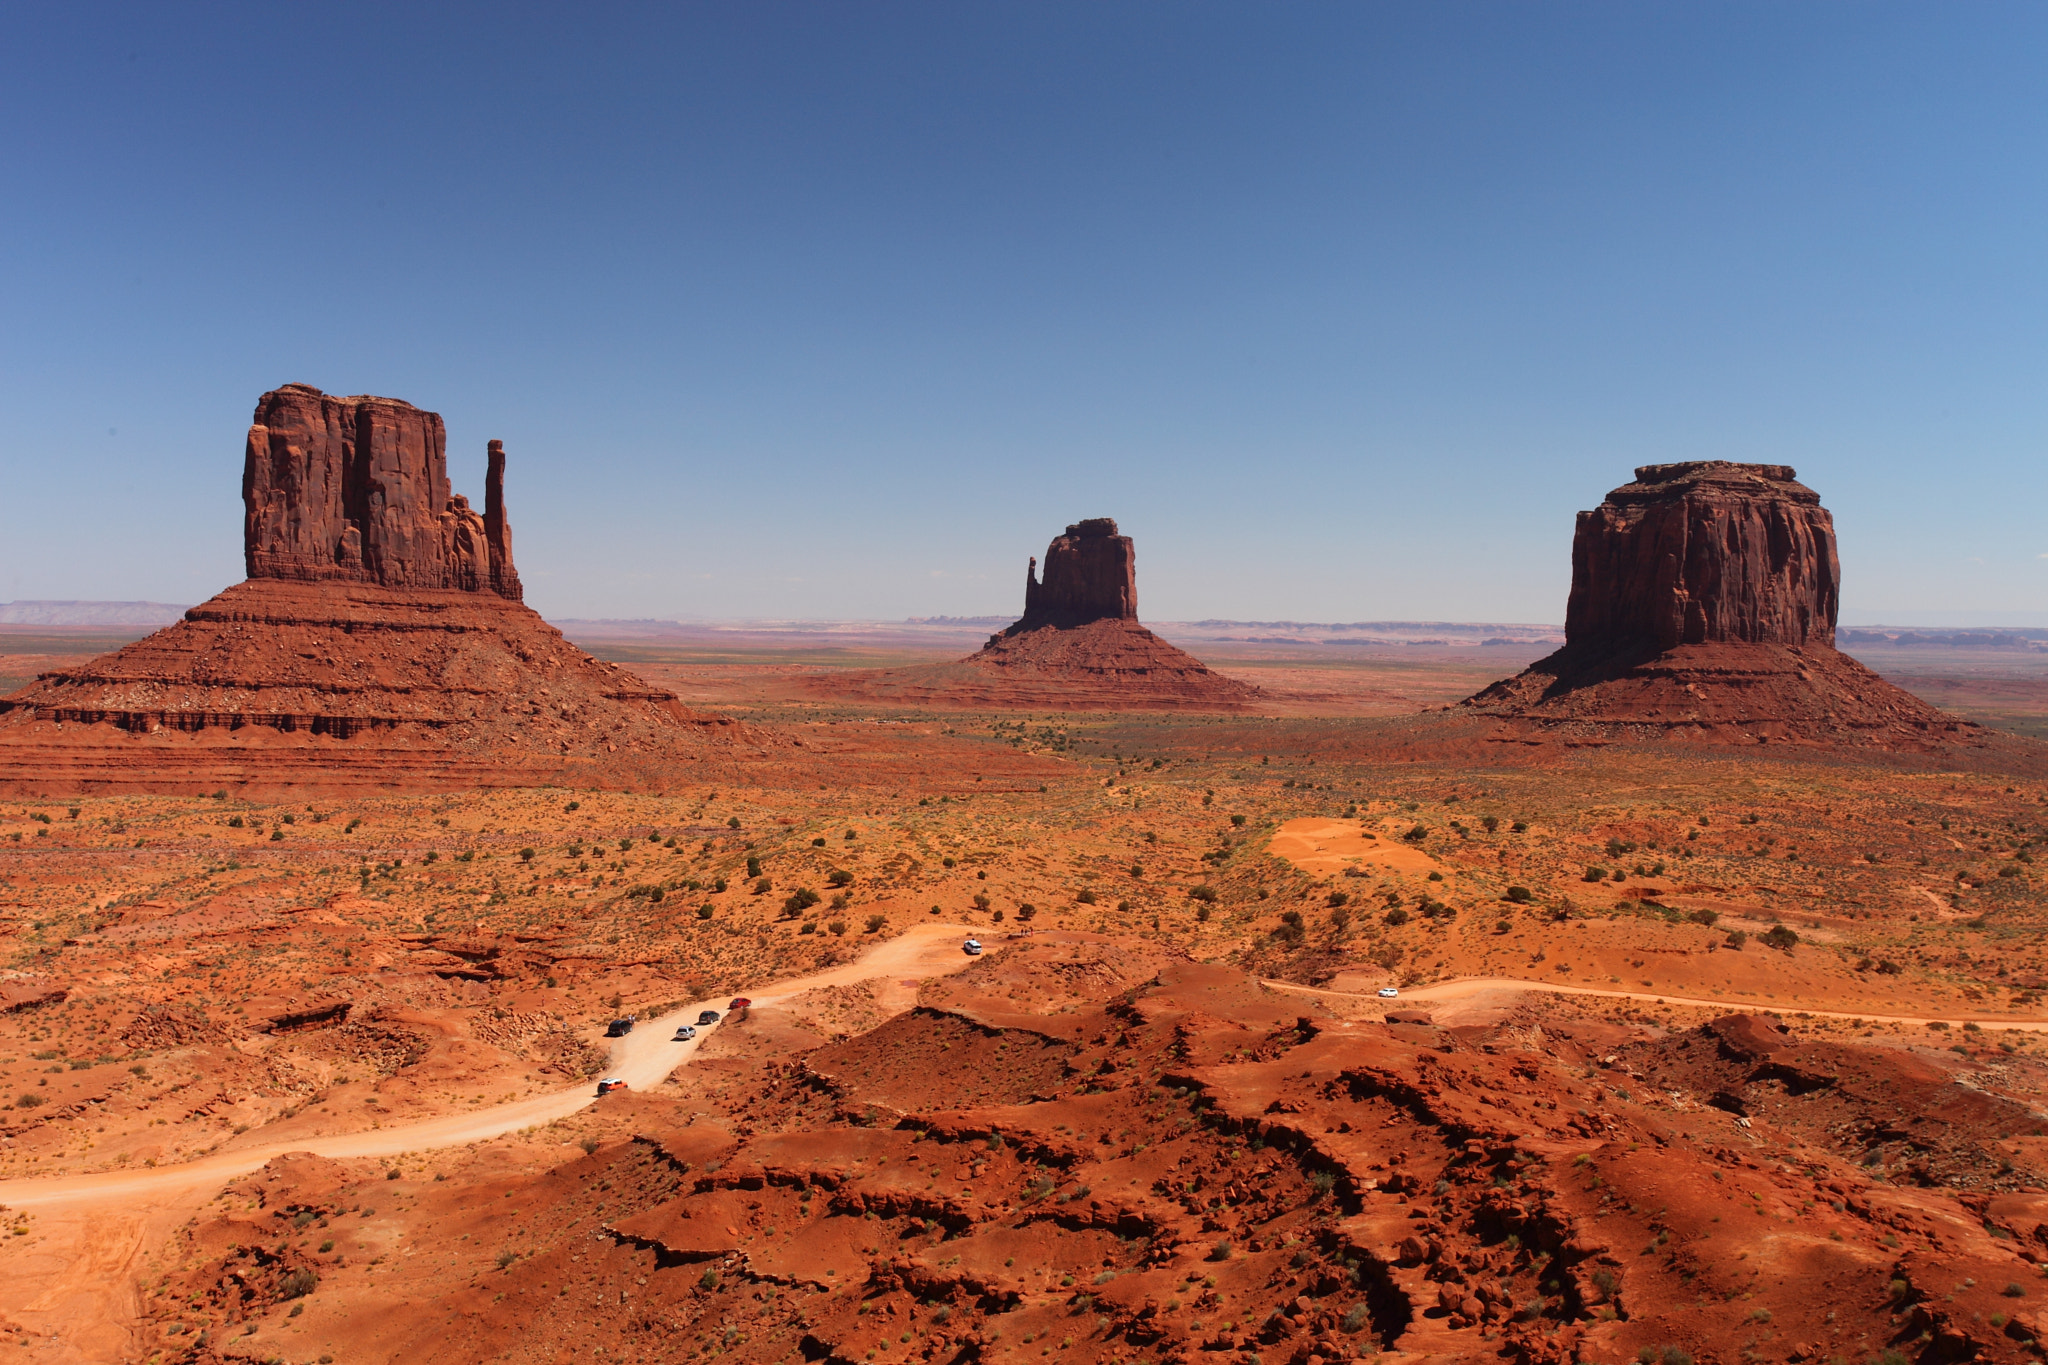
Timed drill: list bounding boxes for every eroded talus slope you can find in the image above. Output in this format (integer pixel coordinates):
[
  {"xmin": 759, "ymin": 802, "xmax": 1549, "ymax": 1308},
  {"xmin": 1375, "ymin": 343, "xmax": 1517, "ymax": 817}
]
[{"xmin": 152, "ymin": 939, "xmax": 2048, "ymax": 1365}]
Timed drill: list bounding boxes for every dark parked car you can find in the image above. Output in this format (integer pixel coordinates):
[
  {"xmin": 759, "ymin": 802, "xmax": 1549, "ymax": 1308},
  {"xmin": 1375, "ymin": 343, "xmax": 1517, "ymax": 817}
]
[
  {"xmin": 605, "ymin": 1017, "xmax": 636, "ymax": 1037},
  {"xmin": 696, "ymin": 1009, "xmax": 722, "ymax": 1027}
]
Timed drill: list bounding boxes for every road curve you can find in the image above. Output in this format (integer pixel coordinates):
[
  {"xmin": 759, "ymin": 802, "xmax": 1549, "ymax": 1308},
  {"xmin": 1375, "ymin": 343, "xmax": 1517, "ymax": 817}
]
[
  {"xmin": 0, "ymin": 922, "xmax": 988, "ymax": 1212},
  {"xmin": 1262, "ymin": 973, "xmax": 2048, "ymax": 1032}
]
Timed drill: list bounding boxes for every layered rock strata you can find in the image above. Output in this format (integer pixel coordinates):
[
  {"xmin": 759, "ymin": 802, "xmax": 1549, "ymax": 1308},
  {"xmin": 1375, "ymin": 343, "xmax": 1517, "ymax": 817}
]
[
  {"xmin": 806, "ymin": 518, "xmax": 1258, "ymax": 711},
  {"xmin": 243, "ymin": 384, "xmax": 522, "ymax": 598},
  {"xmin": 0, "ymin": 386, "xmax": 738, "ymax": 794},
  {"xmin": 1466, "ymin": 461, "xmax": 1975, "ymax": 746}
]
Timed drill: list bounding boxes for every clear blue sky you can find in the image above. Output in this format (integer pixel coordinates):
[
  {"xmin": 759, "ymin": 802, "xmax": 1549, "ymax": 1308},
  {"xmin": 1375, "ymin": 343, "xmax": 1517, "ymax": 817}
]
[{"xmin": 2, "ymin": 3, "xmax": 2043, "ymax": 625}]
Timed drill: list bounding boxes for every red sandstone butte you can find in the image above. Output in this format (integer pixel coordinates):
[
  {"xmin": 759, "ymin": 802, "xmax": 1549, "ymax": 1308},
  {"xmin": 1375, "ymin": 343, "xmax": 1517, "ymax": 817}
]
[
  {"xmin": 243, "ymin": 384, "xmax": 522, "ymax": 598},
  {"xmin": 0, "ymin": 385, "xmax": 740, "ymax": 795},
  {"xmin": 1466, "ymin": 461, "xmax": 1976, "ymax": 747},
  {"xmin": 803, "ymin": 518, "xmax": 1258, "ymax": 711}
]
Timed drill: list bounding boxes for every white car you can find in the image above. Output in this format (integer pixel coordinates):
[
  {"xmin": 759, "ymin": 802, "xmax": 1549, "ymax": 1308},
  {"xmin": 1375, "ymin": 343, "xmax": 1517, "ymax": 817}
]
[
  {"xmin": 963, "ymin": 938, "xmax": 983, "ymax": 955},
  {"xmin": 672, "ymin": 1025, "xmax": 697, "ymax": 1041},
  {"xmin": 1377, "ymin": 987, "xmax": 1399, "ymax": 999}
]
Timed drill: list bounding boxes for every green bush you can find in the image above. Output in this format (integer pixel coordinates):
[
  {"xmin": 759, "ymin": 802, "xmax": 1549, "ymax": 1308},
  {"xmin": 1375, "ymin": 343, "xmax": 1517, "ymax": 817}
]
[{"xmin": 1505, "ymin": 886, "xmax": 1532, "ymax": 903}]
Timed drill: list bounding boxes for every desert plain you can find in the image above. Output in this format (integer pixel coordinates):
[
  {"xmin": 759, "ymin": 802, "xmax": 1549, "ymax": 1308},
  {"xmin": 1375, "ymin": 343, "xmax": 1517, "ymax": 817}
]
[{"xmin": 0, "ymin": 622, "xmax": 2045, "ymax": 1365}]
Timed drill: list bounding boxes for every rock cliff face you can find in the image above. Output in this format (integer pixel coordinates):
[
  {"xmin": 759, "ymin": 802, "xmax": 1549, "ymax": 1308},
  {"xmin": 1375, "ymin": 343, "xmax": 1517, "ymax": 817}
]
[
  {"xmin": 1564, "ymin": 462, "xmax": 1837, "ymax": 654},
  {"xmin": 1013, "ymin": 518, "xmax": 1137, "ymax": 631},
  {"xmin": 1466, "ymin": 462, "xmax": 1975, "ymax": 748},
  {"xmin": 243, "ymin": 384, "xmax": 522, "ymax": 599}
]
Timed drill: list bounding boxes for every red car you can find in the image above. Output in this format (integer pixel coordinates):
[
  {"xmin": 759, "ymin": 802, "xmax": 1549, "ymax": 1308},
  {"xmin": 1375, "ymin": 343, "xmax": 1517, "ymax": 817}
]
[{"xmin": 727, "ymin": 997, "xmax": 752, "ymax": 1012}]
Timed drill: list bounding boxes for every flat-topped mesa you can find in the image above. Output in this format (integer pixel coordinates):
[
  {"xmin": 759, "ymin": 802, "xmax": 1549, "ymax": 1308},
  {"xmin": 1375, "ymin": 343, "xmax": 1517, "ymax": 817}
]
[
  {"xmin": 1461, "ymin": 459, "xmax": 1979, "ymax": 748},
  {"xmin": 1012, "ymin": 517, "xmax": 1137, "ymax": 633},
  {"xmin": 243, "ymin": 383, "xmax": 523, "ymax": 599},
  {"xmin": 1566, "ymin": 461, "xmax": 1837, "ymax": 654}
]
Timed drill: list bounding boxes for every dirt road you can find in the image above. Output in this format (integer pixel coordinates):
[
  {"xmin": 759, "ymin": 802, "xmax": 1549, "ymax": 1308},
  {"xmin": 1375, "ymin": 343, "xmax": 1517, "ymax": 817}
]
[
  {"xmin": 1264, "ymin": 973, "xmax": 2048, "ymax": 1032},
  {"xmin": 0, "ymin": 922, "xmax": 987, "ymax": 1363}
]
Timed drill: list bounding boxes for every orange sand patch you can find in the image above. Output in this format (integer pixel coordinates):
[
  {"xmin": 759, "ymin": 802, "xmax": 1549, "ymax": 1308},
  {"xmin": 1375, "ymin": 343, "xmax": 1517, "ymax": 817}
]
[{"xmin": 1266, "ymin": 816, "xmax": 1442, "ymax": 876}]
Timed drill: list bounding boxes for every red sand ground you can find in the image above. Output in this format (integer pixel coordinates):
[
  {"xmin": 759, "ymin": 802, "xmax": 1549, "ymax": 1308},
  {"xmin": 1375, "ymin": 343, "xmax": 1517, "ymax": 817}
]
[{"xmin": 0, "ymin": 648, "xmax": 2041, "ymax": 1363}]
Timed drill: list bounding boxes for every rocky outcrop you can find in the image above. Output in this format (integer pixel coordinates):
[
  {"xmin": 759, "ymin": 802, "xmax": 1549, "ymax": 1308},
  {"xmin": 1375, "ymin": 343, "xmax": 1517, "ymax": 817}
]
[
  {"xmin": 1564, "ymin": 462, "xmax": 1837, "ymax": 653},
  {"xmin": 1465, "ymin": 462, "xmax": 1979, "ymax": 748},
  {"xmin": 1012, "ymin": 518, "xmax": 1137, "ymax": 632},
  {"xmin": 243, "ymin": 384, "xmax": 522, "ymax": 599},
  {"xmin": 0, "ymin": 384, "xmax": 742, "ymax": 794},
  {"xmin": 804, "ymin": 517, "xmax": 1258, "ymax": 712}
]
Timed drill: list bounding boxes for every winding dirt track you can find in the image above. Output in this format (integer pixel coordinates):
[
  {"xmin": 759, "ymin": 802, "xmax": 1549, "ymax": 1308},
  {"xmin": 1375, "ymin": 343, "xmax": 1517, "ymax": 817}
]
[
  {"xmin": 1263, "ymin": 973, "xmax": 2048, "ymax": 1032},
  {"xmin": 11, "ymin": 939, "xmax": 2047, "ymax": 1362},
  {"xmin": 0, "ymin": 923, "xmax": 986, "ymax": 1363}
]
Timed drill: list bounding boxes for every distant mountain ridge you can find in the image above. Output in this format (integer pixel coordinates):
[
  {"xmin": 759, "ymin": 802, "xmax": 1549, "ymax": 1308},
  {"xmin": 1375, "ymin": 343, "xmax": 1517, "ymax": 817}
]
[{"xmin": 0, "ymin": 601, "xmax": 191, "ymax": 626}]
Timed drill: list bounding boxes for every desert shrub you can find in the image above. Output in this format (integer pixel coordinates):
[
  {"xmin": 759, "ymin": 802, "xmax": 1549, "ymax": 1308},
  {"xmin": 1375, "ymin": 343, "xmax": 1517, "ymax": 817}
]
[
  {"xmin": 1341, "ymin": 1304, "xmax": 1370, "ymax": 1334},
  {"xmin": 752, "ymin": 876, "xmax": 773, "ymax": 895},
  {"xmin": 1016, "ymin": 903, "xmax": 1037, "ymax": 921},
  {"xmin": 812, "ymin": 836, "xmax": 826, "ymax": 847},
  {"xmin": 1075, "ymin": 888, "xmax": 1097, "ymax": 904},
  {"xmin": 783, "ymin": 887, "xmax": 821, "ymax": 915},
  {"xmin": 827, "ymin": 868, "xmax": 854, "ymax": 887},
  {"xmin": 972, "ymin": 893, "xmax": 991, "ymax": 911},
  {"xmin": 496, "ymin": 1249, "xmax": 516, "ymax": 1268},
  {"xmin": 1724, "ymin": 930, "xmax": 1747, "ymax": 949},
  {"xmin": 1308, "ymin": 1170, "xmax": 1336, "ymax": 1200},
  {"xmin": 1762, "ymin": 925, "xmax": 1799, "ymax": 951},
  {"xmin": 1189, "ymin": 885, "xmax": 1219, "ymax": 903},
  {"xmin": 745, "ymin": 856, "xmax": 762, "ymax": 878},
  {"xmin": 1195, "ymin": 905, "xmax": 1212, "ymax": 922},
  {"xmin": 1404, "ymin": 826, "xmax": 1428, "ymax": 842},
  {"xmin": 700, "ymin": 1268, "xmax": 719, "ymax": 1289},
  {"xmin": 1231, "ymin": 814, "xmax": 1247, "ymax": 826},
  {"xmin": 1208, "ymin": 1238, "xmax": 1233, "ymax": 1261},
  {"xmin": 1384, "ymin": 907, "xmax": 1411, "ymax": 926},
  {"xmin": 2006, "ymin": 1282, "xmax": 2028, "ymax": 1298},
  {"xmin": 227, "ymin": 816, "xmax": 244, "ymax": 828},
  {"xmin": 1687, "ymin": 907, "xmax": 1719, "ymax": 926},
  {"xmin": 1583, "ymin": 866, "xmax": 1606, "ymax": 883},
  {"xmin": 1505, "ymin": 886, "xmax": 1532, "ymax": 903},
  {"xmin": 726, "ymin": 816, "xmax": 740, "ymax": 829},
  {"xmin": 696, "ymin": 903, "xmax": 714, "ymax": 920},
  {"xmin": 864, "ymin": 914, "xmax": 887, "ymax": 933},
  {"xmin": 278, "ymin": 1268, "xmax": 318, "ymax": 1300},
  {"xmin": 1605, "ymin": 838, "xmax": 1637, "ymax": 857},
  {"xmin": 828, "ymin": 920, "xmax": 847, "ymax": 936},
  {"xmin": 15, "ymin": 1094, "xmax": 44, "ymax": 1109}
]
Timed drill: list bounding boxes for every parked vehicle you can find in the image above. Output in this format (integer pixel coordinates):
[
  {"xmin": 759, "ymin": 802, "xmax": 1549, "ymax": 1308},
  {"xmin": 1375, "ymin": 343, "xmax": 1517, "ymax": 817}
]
[
  {"xmin": 672, "ymin": 1025, "xmax": 697, "ymax": 1041},
  {"xmin": 1377, "ymin": 988, "xmax": 1399, "ymax": 999},
  {"xmin": 963, "ymin": 939, "xmax": 983, "ymax": 955},
  {"xmin": 696, "ymin": 1009, "xmax": 722, "ymax": 1026},
  {"xmin": 596, "ymin": 1077, "xmax": 629, "ymax": 1095},
  {"xmin": 605, "ymin": 1017, "xmax": 636, "ymax": 1037}
]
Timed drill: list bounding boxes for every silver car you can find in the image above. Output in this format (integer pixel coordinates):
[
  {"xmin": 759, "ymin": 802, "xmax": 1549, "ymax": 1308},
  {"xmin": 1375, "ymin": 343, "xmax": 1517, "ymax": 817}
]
[{"xmin": 672, "ymin": 1025, "xmax": 697, "ymax": 1041}]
